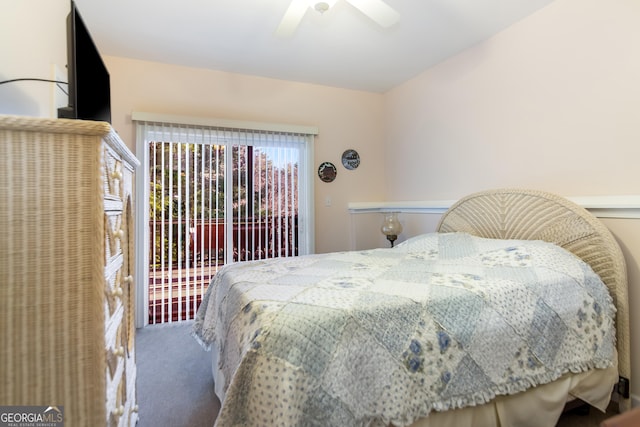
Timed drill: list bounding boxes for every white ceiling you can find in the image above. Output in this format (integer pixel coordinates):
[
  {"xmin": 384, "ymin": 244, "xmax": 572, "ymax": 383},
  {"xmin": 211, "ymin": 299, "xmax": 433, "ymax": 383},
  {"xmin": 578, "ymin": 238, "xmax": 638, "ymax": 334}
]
[{"xmin": 73, "ymin": 0, "xmax": 555, "ymax": 93}]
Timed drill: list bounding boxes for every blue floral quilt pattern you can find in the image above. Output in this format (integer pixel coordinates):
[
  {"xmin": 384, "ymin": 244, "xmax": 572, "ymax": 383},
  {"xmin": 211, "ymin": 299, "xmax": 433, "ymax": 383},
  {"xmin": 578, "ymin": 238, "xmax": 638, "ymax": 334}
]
[{"xmin": 193, "ymin": 232, "xmax": 616, "ymax": 427}]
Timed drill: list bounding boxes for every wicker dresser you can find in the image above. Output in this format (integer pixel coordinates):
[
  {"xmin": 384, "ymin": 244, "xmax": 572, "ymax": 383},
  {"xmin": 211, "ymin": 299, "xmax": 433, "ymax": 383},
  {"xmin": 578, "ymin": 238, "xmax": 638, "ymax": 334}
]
[{"xmin": 0, "ymin": 115, "xmax": 140, "ymax": 426}]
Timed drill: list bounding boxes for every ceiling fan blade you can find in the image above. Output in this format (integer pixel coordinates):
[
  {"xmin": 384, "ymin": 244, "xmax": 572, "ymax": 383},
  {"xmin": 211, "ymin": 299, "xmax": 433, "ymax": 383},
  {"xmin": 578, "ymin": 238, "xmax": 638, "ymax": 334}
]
[
  {"xmin": 276, "ymin": 0, "xmax": 311, "ymax": 37},
  {"xmin": 346, "ymin": 0, "xmax": 400, "ymax": 27}
]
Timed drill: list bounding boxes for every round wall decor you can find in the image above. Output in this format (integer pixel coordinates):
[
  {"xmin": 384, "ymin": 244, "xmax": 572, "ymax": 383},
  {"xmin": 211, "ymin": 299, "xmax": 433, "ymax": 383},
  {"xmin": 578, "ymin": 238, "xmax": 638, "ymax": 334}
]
[
  {"xmin": 318, "ymin": 161, "xmax": 337, "ymax": 183},
  {"xmin": 341, "ymin": 149, "xmax": 360, "ymax": 170}
]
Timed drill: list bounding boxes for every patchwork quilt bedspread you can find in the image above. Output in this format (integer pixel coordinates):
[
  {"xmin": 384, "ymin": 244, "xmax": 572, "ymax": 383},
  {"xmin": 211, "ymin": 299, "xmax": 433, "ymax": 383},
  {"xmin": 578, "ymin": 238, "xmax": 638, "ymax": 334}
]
[{"xmin": 192, "ymin": 232, "xmax": 616, "ymax": 427}]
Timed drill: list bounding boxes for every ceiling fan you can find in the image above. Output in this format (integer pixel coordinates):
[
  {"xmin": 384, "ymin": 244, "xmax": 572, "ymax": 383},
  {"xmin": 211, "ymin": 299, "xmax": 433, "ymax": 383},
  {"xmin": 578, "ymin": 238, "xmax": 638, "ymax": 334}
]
[{"xmin": 276, "ymin": 0, "xmax": 400, "ymax": 37}]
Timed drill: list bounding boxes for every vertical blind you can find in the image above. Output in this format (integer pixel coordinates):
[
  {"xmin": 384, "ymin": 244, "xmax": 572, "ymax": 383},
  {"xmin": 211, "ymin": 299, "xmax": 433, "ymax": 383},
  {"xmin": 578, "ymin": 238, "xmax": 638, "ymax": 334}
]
[{"xmin": 134, "ymin": 116, "xmax": 315, "ymax": 325}]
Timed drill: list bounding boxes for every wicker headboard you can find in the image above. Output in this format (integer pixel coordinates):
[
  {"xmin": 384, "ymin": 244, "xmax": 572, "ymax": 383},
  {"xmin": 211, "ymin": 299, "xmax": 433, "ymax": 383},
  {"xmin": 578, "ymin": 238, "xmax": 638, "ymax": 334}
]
[{"xmin": 437, "ymin": 188, "xmax": 630, "ymax": 408}]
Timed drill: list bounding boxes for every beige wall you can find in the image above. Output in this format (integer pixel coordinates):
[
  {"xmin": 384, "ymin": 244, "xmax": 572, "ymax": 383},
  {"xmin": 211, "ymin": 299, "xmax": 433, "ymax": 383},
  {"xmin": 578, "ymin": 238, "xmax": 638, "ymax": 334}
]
[
  {"xmin": 382, "ymin": 0, "xmax": 640, "ymax": 401},
  {"xmin": 0, "ymin": 0, "xmax": 68, "ymax": 117},
  {"xmin": 104, "ymin": 56, "xmax": 386, "ymax": 254},
  {"xmin": 384, "ymin": 0, "xmax": 640, "ymax": 200}
]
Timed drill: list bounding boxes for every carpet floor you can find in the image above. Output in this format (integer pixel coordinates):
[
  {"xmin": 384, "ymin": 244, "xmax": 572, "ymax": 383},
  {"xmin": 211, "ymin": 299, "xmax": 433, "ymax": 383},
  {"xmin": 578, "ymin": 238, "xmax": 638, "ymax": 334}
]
[
  {"xmin": 135, "ymin": 321, "xmax": 617, "ymax": 427},
  {"xmin": 136, "ymin": 321, "xmax": 219, "ymax": 427}
]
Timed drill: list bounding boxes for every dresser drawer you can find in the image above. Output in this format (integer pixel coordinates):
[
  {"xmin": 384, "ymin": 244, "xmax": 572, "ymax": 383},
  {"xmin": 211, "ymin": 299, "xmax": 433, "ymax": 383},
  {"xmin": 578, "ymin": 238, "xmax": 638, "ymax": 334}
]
[
  {"xmin": 105, "ymin": 307, "xmax": 134, "ymax": 427},
  {"xmin": 104, "ymin": 146, "xmax": 125, "ymax": 201},
  {"xmin": 105, "ymin": 309, "xmax": 125, "ymax": 381},
  {"xmin": 105, "ymin": 212, "xmax": 124, "ymax": 264},
  {"xmin": 105, "ymin": 256, "xmax": 124, "ymax": 319},
  {"xmin": 105, "ymin": 316, "xmax": 126, "ymax": 427}
]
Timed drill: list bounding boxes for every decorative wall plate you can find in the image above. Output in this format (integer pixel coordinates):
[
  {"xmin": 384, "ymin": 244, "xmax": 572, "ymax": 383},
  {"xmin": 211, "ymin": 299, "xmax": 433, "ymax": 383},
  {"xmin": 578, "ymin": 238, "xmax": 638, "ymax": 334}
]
[
  {"xmin": 341, "ymin": 149, "xmax": 360, "ymax": 170},
  {"xmin": 318, "ymin": 161, "xmax": 337, "ymax": 183}
]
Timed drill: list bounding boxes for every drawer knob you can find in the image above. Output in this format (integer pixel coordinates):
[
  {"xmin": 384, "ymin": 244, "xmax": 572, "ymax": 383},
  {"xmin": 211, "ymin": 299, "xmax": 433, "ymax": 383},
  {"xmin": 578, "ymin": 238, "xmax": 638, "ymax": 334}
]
[
  {"xmin": 114, "ymin": 346, "xmax": 125, "ymax": 357},
  {"xmin": 112, "ymin": 405, "xmax": 125, "ymax": 416},
  {"xmin": 112, "ymin": 287, "xmax": 123, "ymax": 297},
  {"xmin": 132, "ymin": 405, "xmax": 139, "ymax": 413},
  {"xmin": 115, "ymin": 229, "xmax": 125, "ymax": 239},
  {"xmin": 111, "ymin": 170, "xmax": 123, "ymax": 180},
  {"xmin": 124, "ymin": 275, "xmax": 134, "ymax": 285}
]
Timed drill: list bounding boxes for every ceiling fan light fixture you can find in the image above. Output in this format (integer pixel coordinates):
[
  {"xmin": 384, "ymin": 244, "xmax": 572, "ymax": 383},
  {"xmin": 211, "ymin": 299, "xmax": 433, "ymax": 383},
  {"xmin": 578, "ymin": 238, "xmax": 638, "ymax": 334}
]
[
  {"xmin": 314, "ymin": 2, "xmax": 329, "ymax": 13},
  {"xmin": 312, "ymin": 0, "xmax": 338, "ymax": 13},
  {"xmin": 277, "ymin": 0, "xmax": 398, "ymax": 37}
]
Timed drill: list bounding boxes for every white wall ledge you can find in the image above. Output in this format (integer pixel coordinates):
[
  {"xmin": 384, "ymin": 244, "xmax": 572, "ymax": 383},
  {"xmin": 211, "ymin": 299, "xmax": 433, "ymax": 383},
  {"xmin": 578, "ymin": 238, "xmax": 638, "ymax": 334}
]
[{"xmin": 348, "ymin": 195, "xmax": 640, "ymax": 219}]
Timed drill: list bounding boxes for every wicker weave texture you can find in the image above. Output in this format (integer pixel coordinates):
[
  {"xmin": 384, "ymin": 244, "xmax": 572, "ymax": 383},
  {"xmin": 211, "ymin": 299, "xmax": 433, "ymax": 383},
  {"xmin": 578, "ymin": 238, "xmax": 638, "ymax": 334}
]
[
  {"xmin": 437, "ymin": 188, "xmax": 630, "ymax": 410},
  {"xmin": 0, "ymin": 123, "xmax": 106, "ymax": 425}
]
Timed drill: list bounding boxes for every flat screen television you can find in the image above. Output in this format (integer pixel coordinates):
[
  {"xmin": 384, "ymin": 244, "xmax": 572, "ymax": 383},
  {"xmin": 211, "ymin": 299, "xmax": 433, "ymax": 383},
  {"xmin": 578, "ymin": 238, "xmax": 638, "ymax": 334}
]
[{"xmin": 58, "ymin": 1, "xmax": 111, "ymax": 123}]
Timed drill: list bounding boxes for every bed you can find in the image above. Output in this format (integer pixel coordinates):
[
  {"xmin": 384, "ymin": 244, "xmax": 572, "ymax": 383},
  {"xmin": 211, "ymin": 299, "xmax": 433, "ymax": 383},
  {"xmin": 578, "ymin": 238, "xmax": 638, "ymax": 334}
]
[{"xmin": 192, "ymin": 188, "xmax": 631, "ymax": 426}]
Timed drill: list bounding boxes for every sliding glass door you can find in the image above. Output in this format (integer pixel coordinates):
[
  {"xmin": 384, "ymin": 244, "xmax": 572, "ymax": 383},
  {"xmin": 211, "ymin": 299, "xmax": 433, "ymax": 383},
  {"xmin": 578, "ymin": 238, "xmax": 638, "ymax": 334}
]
[{"xmin": 136, "ymin": 119, "xmax": 314, "ymax": 324}]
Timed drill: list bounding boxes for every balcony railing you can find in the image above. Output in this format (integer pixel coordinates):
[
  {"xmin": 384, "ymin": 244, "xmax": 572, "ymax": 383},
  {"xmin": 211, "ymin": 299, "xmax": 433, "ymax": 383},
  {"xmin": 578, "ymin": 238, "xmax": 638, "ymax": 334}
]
[{"xmin": 148, "ymin": 216, "xmax": 298, "ymax": 323}]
